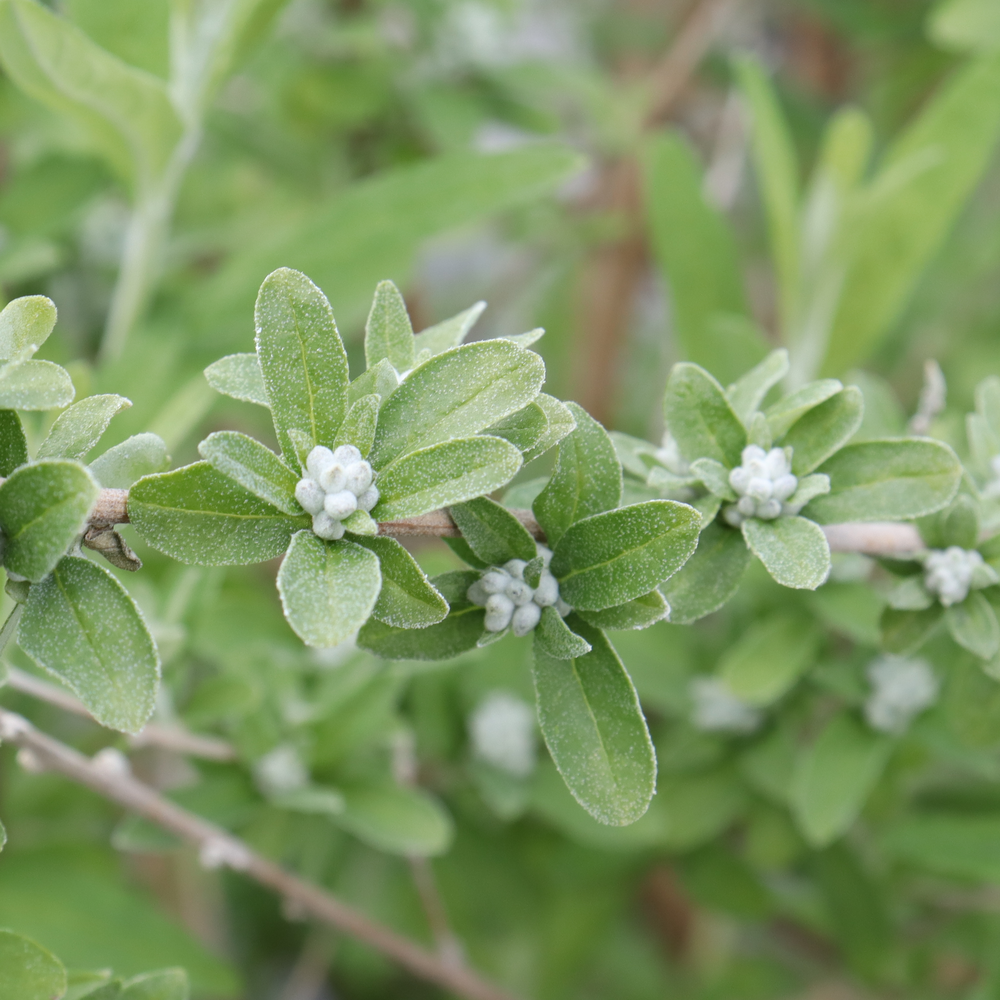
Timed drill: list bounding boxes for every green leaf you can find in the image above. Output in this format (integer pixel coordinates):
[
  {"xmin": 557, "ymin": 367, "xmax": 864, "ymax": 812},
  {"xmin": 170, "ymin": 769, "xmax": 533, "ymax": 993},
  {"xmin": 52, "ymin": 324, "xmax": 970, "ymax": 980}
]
[
  {"xmin": 120, "ymin": 970, "xmax": 189, "ymax": 1000},
  {"xmin": 203, "ymin": 353, "xmax": 268, "ymax": 407},
  {"xmin": 742, "ymin": 516, "xmax": 831, "ymax": 590},
  {"xmin": 522, "ymin": 394, "xmax": 577, "ymax": 464},
  {"xmin": 791, "ymin": 712, "xmax": 893, "ymax": 847},
  {"xmin": 533, "ymin": 606, "xmax": 592, "ymax": 659},
  {"xmin": 37, "ymin": 393, "xmax": 131, "ymax": 461},
  {"xmin": 0, "ymin": 295, "xmax": 56, "ymax": 359},
  {"xmin": 357, "ymin": 571, "xmax": 485, "ymax": 660},
  {"xmin": 0, "ymin": 0, "xmax": 183, "ymax": 192},
  {"xmin": 352, "ymin": 535, "xmax": 448, "ymax": 628},
  {"xmin": 19, "ymin": 555, "xmax": 160, "ymax": 733},
  {"xmin": 690, "ymin": 457, "xmax": 736, "ymax": 500},
  {"xmin": 803, "ymin": 439, "xmax": 961, "ymax": 523},
  {"xmin": 765, "ymin": 379, "xmax": 842, "ymax": 439},
  {"xmin": 880, "ymin": 605, "xmax": 944, "ymax": 654},
  {"xmin": 448, "ymin": 495, "xmax": 537, "ymax": 565},
  {"xmin": 721, "ymin": 615, "xmax": 821, "ymax": 706},
  {"xmin": 335, "ymin": 783, "xmax": 453, "ymax": 857},
  {"xmin": 484, "ymin": 401, "xmax": 547, "ymax": 453},
  {"xmin": 946, "ymin": 591, "xmax": 1000, "ymax": 658},
  {"xmin": 533, "ymin": 616, "xmax": 655, "ymax": 826},
  {"xmin": 552, "ymin": 500, "xmax": 701, "ymax": 611},
  {"xmin": 128, "ymin": 462, "xmax": 304, "ymax": 566},
  {"xmin": 663, "ymin": 363, "xmax": 746, "ymax": 467},
  {"xmin": 276, "ymin": 532, "xmax": 381, "ymax": 648},
  {"xmin": 342, "ymin": 508, "xmax": 377, "ymax": 536},
  {"xmin": 0, "ymin": 459, "xmax": 99, "ymax": 582},
  {"xmin": 254, "ymin": 267, "xmax": 350, "ymax": 463},
  {"xmin": 574, "ymin": 589, "xmax": 669, "ymax": 630},
  {"xmin": 334, "ymin": 393, "xmax": 379, "ymax": 457},
  {"xmin": 0, "ymin": 409, "xmax": 28, "ymax": 476},
  {"xmin": 89, "ymin": 433, "xmax": 170, "ymax": 488},
  {"xmin": 918, "ymin": 493, "xmax": 980, "ymax": 549},
  {"xmin": 883, "ymin": 815, "xmax": 1000, "ymax": 883},
  {"xmin": 372, "ymin": 435, "xmax": 522, "ymax": 520},
  {"xmin": 726, "ymin": 349, "xmax": 790, "ymax": 424},
  {"xmin": 348, "ymin": 357, "xmax": 398, "ymax": 406},
  {"xmin": 0, "ymin": 929, "xmax": 66, "ymax": 1000},
  {"xmin": 930, "ymin": 0, "xmax": 1000, "ymax": 52},
  {"xmin": 369, "ymin": 340, "xmax": 544, "ymax": 469},
  {"xmin": 0, "ymin": 359, "xmax": 75, "ymax": 410},
  {"xmin": 659, "ymin": 522, "xmax": 752, "ymax": 623},
  {"xmin": 364, "ymin": 279, "xmax": 414, "ymax": 373},
  {"xmin": 413, "ymin": 301, "xmax": 486, "ymax": 357},
  {"xmin": 886, "ymin": 576, "xmax": 934, "ymax": 611},
  {"xmin": 197, "ymin": 431, "xmax": 299, "ymax": 515},
  {"xmin": 782, "ymin": 387, "xmax": 864, "ymax": 474},
  {"xmin": 533, "ymin": 402, "xmax": 621, "ymax": 547}
]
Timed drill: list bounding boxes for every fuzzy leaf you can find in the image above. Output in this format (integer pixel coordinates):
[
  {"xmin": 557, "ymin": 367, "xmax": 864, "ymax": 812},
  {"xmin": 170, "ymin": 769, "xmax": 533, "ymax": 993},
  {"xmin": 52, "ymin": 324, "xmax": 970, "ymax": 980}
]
[
  {"xmin": 522, "ymin": 394, "xmax": 577, "ymax": 464},
  {"xmin": 352, "ymin": 535, "xmax": 448, "ymax": 628},
  {"xmin": 0, "ymin": 929, "xmax": 66, "ymax": 1000},
  {"xmin": 533, "ymin": 617, "xmax": 655, "ymax": 826},
  {"xmin": 484, "ymin": 401, "xmax": 548, "ymax": 453},
  {"xmin": 690, "ymin": 457, "xmax": 736, "ymax": 500},
  {"xmin": 335, "ymin": 393, "xmax": 380, "ymax": 457},
  {"xmin": 726, "ymin": 349, "xmax": 790, "ymax": 424},
  {"xmin": 89, "ymin": 432, "xmax": 170, "ymax": 488},
  {"xmin": 534, "ymin": 606, "xmax": 592, "ymax": 659},
  {"xmin": 342, "ymin": 509, "xmax": 377, "ymax": 536},
  {"xmin": 887, "ymin": 576, "xmax": 934, "ymax": 611},
  {"xmin": 765, "ymin": 380, "xmax": 843, "ymax": 439},
  {"xmin": 277, "ymin": 532, "xmax": 381, "ymax": 647},
  {"xmin": 946, "ymin": 592, "xmax": 1000, "ymax": 659},
  {"xmin": 120, "ymin": 969, "xmax": 189, "ymax": 1000},
  {"xmin": 0, "ymin": 295, "xmax": 56, "ymax": 360},
  {"xmin": 574, "ymin": 589, "xmax": 669, "ymax": 630},
  {"xmin": 742, "ymin": 516, "xmax": 831, "ymax": 589},
  {"xmin": 204, "ymin": 353, "xmax": 268, "ymax": 407},
  {"xmin": 663, "ymin": 362, "xmax": 746, "ymax": 467},
  {"xmin": 448, "ymin": 495, "xmax": 537, "ymax": 565},
  {"xmin": 0, "ymin": 359, "xmax": 75, "ymax": 410},
  {"xmin": 348, "ymin": 357, "xmax": 398, "ymax": 405},
  {"xmin": 37, "ymin": 393, "xmax": 131, "ymax": 461},
  {"xmin": 413, "ymin": 301, "xmax": 486, "ymax": 357},
  {"xmin": 19, "ymin": 556, "xmax": 159, "ymax": 733},
  {"xmin": 880, "ymin": 605, "xmax": 944, "ymax": 655},
  {"xmin": 365, "ymin": 279, "xmax": 414, "ymax": 373},
  {"xmin": 783, "ymin": 387, "xmax": 864, "ymax": 474},
  {"xmin": 0, "ymin": 409, "xmax": 28, "ymax": 476},
  {"xmin": 198, "ymin": 430, "xmax": 300, "ymax": 515},
  {"xmin": 336, "ymin": 783, "xmax": 453, "ymax": 857},
  {"xmin": 918, "ymin": 493, "xmax": 980, "ymax": 549}
]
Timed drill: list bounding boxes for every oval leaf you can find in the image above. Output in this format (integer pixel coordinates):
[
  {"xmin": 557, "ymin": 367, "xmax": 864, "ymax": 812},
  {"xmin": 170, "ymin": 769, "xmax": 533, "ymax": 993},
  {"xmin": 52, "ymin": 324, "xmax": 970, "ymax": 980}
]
[
  {"xmin": 0, "ymin": 409, "xmax": 28, "ymax": 476},
  {"xmin": 742, "ymin": 515, "xmax": 831, "ymax": 590},
  {"xmin": 663, "ymin": 362, "xmax": 746, "ymax": 466},
  {"xmin": 448, "ymin": 495, "xmax": 537, "ymax": 565},
  {"xmin": 37, "ymin": 393, "xmax": 131, "ymax": 461},
  {"xmin": 198, "ymin": 431, "xmax": 300, "ymax": 515},
  {"xmin": 335, "ymin": 783, "xmax": 453, "ymax": 857},
  {"xmin": 352, "ymin": 535, "xmax": 448, "ymax": 628},
  {"xmin": 0, "ymin": 295, "xmax": 56, "ymax": 360},
  {"xmin": 89, "ymin": 432, "xmax": 170, "ymax": 488},
  {"xmin": 533, "ymin": 605, "xmax": 592, "ymax": 659},
  {"xmin": 0, "ymin": 359, "xmax": 75, "ymax": 410},
  {"xmin": 0, "ymin": 929, "xmax": 66, "ymax": 1000},
  {"xmin": 720, "ymin": 614, "xmax": 821, "ymax": 705},
  {"xmin": 364, "ymin": 279, "xmax": 414, "ymax": 373},
  {"xmin": 204, "ymin": 353, "xmax": 268, "ymax": 407},
  {"xmin": 574, "ymin": 589, "xmax": 670, "ymax": 631},
  {"xmin": 782, "ymin": 386, "xmax": 864, "ymax": 474},
  {"xmin": 946, "ymin": 592, "xmax": 1000, "ymax": 659}
]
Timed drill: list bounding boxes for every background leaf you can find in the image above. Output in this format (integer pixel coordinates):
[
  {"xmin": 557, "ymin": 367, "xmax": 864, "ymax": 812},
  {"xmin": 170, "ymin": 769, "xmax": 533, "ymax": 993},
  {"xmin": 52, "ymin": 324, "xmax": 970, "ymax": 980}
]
[
  {"xmin": 37, "ymin": 393, "xmax": 131, "ymax": 460},
  {"xmin": 364, "ymin": 279, "xmax": 414, "ymax": 373},
  {"xmin": 0, "ymin": 929, "xmax": 66, "ymax": 1000}
]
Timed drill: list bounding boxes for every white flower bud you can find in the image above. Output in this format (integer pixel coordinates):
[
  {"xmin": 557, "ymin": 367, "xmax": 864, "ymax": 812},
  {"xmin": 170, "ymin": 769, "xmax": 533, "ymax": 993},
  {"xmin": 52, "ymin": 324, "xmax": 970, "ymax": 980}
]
[
  {"xmin": 729, "ymin": 466, "xmax": 750, "ymax": 493},
  {"xmin": 333, "ymin": 444, "xmax": 362, "ymax": 466},
  {"xmin": 742, "ymin": 445, "xmax": 767, "ymax": 464},
  {"xmin": 772, "ymin": 474, "xmax": 798, "ymax": 501},
  {"xmin": 506, "ymin": 578, "xmax": 534, "ymax": 606},
  {"xmin": 306, "ymin": 446, "xmax": 336, "ymax": 481},
  {"xmin": 724, "ymin": 506, "xmax": 745, "ymax": 527},
  {"xmin": 357, "ymin": 485, "xmax": 379, "ymax": 511},
  {"xmin": 469, "ymin": 691, "xmax": 536, "ymax": 777},
  {"xmin": 467, "ymin": 579, "xmax": 489, "ymax": 606},
  {"xmin": 295, "ymin": 477, "xmax": 326, "ymax": 515},
  {"xmin": 757, "ymin": 498, "xmax": 782, "ymax": 520},
  {"xmin": 481, "ymin": 570, "xmax": 510, "ymax": 594},
  {"xmin": 504, "ymin": 559, "xmax": 527, "ymax": 580},
  {"xmin": 737, "ymin": 496, "xmax": 756, "ymax": 517},
  {"xmin": 690, "ymin": 677, "xmax": 761, "ymax": 734},
  {"xmin": 254, "ymin": 744, "xmax": 308, "ymax": 797},
  {"xmin": 764, "ymin": 447, "xmax": 790, "ymax": 478},
  {"xmin": 924, "ymin": 546, "xmax": 984, "ymax": 607},
  {"xmin": 533, "ymin": 571, "xmax": 559, "ymax": 607},
  {"xmin": 312, "ymin": 511, "xmax": 345, "ymax": 540},
  {"xmin": 318, "ymin": 462, "xmax": 346, "ymax": 494},
  {"xmin": 864, "ymin": 655, "xmax": 938, "ymax": 734},
  {"xmin": 746, "ymin": 476, "xmax": 773, "ymax": 501},
  {"xmin": 536, "ymin": 545, "xmax": 553, "ymax": 565},
  {"xmin": 511, "ymin": 601, "xmax": 542, "ymax": 636},
  {"xmin": 344, "ymin": 460, "xmax": 373, "ymax": 495},
  {"xmin": 485, "ymin": 592, "xmax": 515, "ymax": 632},
  {"xmin": 324, "ymin": 490, "xmax": 358, "ymax": 519}
]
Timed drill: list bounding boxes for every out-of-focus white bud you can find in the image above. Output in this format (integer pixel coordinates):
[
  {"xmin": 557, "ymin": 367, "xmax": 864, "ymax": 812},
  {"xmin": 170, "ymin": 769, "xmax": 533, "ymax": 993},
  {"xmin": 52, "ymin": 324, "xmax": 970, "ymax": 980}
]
[
  {"xmin": 690, "ymin": 677, "xmax": 762, "ymax": 734},
  {"xmin": 924, "ymin": 546, "xmax": 985, "ymax": 607},
  {"xmin": 507, "ymin": 579, "xmax": 533, "ymax": 606},
  {"xmin": 324, "ymin": 490, "xmax": 358, "ymax": 519},
  {"xmin": 864, "ymin": 655, "xmax": 938, "ymax": 734},
  {"xmin": 511, "ymin": 601, "xmax": 542, "ymax": 636},
  {"xmin": 469, "ymin": 691, "xmax": 536, "ymax": 777},
  {"xmin": 485, "ymin": 592, "xmax": 515, "ymax": 632},
  {"xmin": 312, "ymin": 511, "xmax": 345, "ymax": 540},
  {"xmin": 295, "ymin": 478, "xmax": 326, "ymax": 515},
  {"xmin": 729, "ymin": 466, "xmax": 750, "ymax": 493},
  {"xmin": 772, "ymin": 474, "xmax": 798, "ymax": 501},
  {"xmin": 254, "ymin": 744, "xmax": 308, "ymax": 798},
  {"xmin": 746, "ymin": 477, "xmax": 773, "ymax": 501},
  {"xmin": 467, "ymin": 579, "xmax": 489, "ymax": 606},
  {"xmin": 533, "ymin": 572, "xmax": 559, "ymax": 607},
  {"xmin": 306, "ymin": 446, "xmax": 336, "ymax": 481}
]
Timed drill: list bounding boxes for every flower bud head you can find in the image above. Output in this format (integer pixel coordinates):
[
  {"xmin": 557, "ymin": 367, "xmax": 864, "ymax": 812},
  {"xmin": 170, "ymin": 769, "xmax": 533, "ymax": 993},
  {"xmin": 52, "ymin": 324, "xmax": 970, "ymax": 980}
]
[
  {"xmin": 324, "ymin": 490, "xmax": 358, "ymax": 519},
  {"xmin": 312, "ymin": 511, "xmax": 345, "ymax": 540},
  {"xmin": 357, "ymin": 485, "xmax": 379, "ymax": 512},
  {"xmin": 333, "ymin": 444, "xmax": 362, "ymax": 466},
  {"xmin": 504, "ymin": 559, "xmax": 527, "ymax": 580},
  {"xmin": 344, "ymin": 461, "xmax": 373, "ymax": 495},
  {"xmin": 484, "ymin": 592, "xmax": 515, "ymax": 632},
  {"xmin": 507, "ymin": 579, "xmax": 534, "ymax": 606},
  {"xmin": 306, "ymin": 446, "xmax": 336, "ymax": 481},
  {"xmin": 295, "ymin": 478, "xmax": 326, "ymax": 515},
  {"xmin": 481, "ymin": 570, "xmax": 510, "ymax": 594},
  {"xmin": 511, "ymin": 601, "xmax": 542, "ymax": 636},
  {"xmin": 533, "ymin": 572, "xmax": 559, "ymax": 607},
  {"xmin": 318, "ymin": 463, "xmax": 346, "ymax": 494}
]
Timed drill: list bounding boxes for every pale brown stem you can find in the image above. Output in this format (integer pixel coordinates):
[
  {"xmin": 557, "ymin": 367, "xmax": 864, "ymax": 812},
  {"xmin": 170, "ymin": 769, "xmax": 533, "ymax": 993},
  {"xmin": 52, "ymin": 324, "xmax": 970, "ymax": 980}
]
[{"xmin": 0, "ymin": 709, "xmax": 520, "ymax": 1000}]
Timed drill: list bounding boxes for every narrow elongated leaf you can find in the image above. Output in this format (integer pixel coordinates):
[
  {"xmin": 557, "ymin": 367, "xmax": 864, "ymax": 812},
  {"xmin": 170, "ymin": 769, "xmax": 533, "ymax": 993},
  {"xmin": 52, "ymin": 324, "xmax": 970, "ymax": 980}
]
[
  {"xmin": 129, "ymin": 462, "xmax": 305, "ymax": 566},
  {"xmin": 663, "ymin": 363, "xmax": 746, "ymax": 467},
  {"xmin": 37, "ymin": 393, "xmax": 131, "ymax": 460},
  {"xmin": 120, "ymin": 969, "xmax": 189, "ymax": 1000},
  {"xmin": 348, "ymin": 357, "xmax": 398, "ymax": 405},
  {"xmin": 352, "ymin": 535, "xmax": 448, "ymax": 628},
  {"xmin": 533, "ymin": 617, "xmax": 655, "ymax": 826},
  {"xmin": 357, "ymin": 571, "xmax": 484, "ymax": 660},
  {"xmin": 365, "ymin": 279, "xmax": 414, "ymax": 373},
  {"xmin": 791, "ymin": 713, "xmax": 893, "ymax": 847},
  {"xmin": 484, "ymin": 401, "xmax": 547, "ymax": 453},
  {"xmin": 0, "ymin": 359, "xmax": 74, "ymax": 409},
  {"xmin": 372, "ymin": 435, "xmax": 522, "ymax": 520},
  {"xmin": 449, "ymin": 495, "xmax": 537, "ymax": 565},
  {"xmin": 726, "ymin": 349, "xmax": 790, "ymax": 424},
  {"xmin": 89, "ymin": 432, "xmax": 170, "ymax": 488},
  {"xmin": 803, "ymin": 439, "xmax": 961, "ymax": 523},
  {"xmin": 0, "ymin": 409, "xmax": 28, "ymax": 475},
  {"xmin": 946, "ymin": 592, "xmax": 1000, "ymax": 659},
  {"xmin": 19, "ymin": 556, "xmax": 159, "ymax": 733},
  {"xmin": 198, "ymin": 431, "xmax": 300, "ymax": 515},
  {"xmin": 522, "ymin": 394, "xmax": 577, "ymax": 464},
  {"xmin": 765, "ymin": 379, "xmax": 842, "ymax": 438},
  {"xmin": 782, "ymin": 387, "xmax": 864, "ymax": 474},
  {"xmin": 0, "ymin": 929, "xmax": 66, "ymax": 1000},
  {"xmin": 574, "ymin": 589, "xmax": 669, "ymax": 630},
  {"xmin": 552, "ymin": 500, "xmax": 701, "ymax": 611},
  {"xmin": 721, "ymin": 615, "xmax": 821, "ymax": 705},
  {"xmin": 413, "ymin": 301, "xmax": 486, "ymax": 357},
  {"xmin": 203, "ymin": 353, "xmax": 268, "ymax": 406},
  {"xmin": 0, "ymin": 294, "xmax": 56, "ymax": 359},
  {"xmin": 335, "ymin": 393, "xmax": 380, "ymax": 457},
  {"xmin": 277, "ymin": 532, "xmax": 381, "ymax": 647},
  {"xmin": 534, "ymin": 606, "xmax": 592, "ymax": 659},
  {"xmin": 533, "ymin": 402, "xmax": 621, "ymax": 547},
  {"xmin": 254, "ymin": 267, "xmax": 350, "ymax": 462},
  {"xmin": 742, "ymin": 516, "xmax": 831, "ymax": 590},
  {"xmin": 0, "ymin": 459, "xmax": 99, "ymax": 581},
  {"xmin": 336, "ymin": 783, "xmax": 453, "ymax": 857},
  {"xmin": 370, "ymin": 340, "xmax": 544, "ymax": 468}
]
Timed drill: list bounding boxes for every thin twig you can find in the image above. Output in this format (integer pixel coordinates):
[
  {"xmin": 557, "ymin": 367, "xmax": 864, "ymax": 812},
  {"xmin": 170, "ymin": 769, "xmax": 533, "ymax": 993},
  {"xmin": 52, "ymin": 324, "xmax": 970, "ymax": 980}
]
[
  {"xmin": 0, "ymin": 709, "xmax": 520, "ymax": 1000},
  {"xmin": 821, "ymin": 522, "xmax": 923, "ymax": 556}
]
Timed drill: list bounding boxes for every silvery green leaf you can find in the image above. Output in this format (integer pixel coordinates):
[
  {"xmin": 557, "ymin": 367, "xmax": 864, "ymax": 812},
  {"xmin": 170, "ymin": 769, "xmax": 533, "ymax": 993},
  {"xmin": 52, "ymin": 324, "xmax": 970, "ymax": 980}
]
[
  {"xmin": 198, "ymin": 431, "xmax": 300, "ymax": 515},
  {"xmin": 500, "ymin": 328, "xmax": 545, "ymax": 349},
  {"xmin": 335, "ymin": 783, "xmax": 453, "ymax": 857},
  {"xmin": 129, "ymin": 462, "xmax": 305, "ymax": 566},
  {"xmin": 364, "ymin": 279, "xmax": 414, "ymax": 373},
  {"xmin": 690, "ymin": 457, "xmax": 736, "ymax": 500},
  {"xmin": 348, "ymin": 357, "xmax": 398, "ymax": 405},
  {"xmin": 0, "ymin": 459, "xmax": 99, "ymax": 581},
  {"xmin": 887, "ymin": 576, "xmax": 934, "ymax": 611},
  {"xmin": 342, "ymin": 509, "xmax": 377, "ymax": 535},
  {"xmin": 663, "ymin": 362, "xmax": 746, "ymax": 467},
  {"xmin": 765, "ymin": 379, "xmax": 842, "ymax": 439},
  {"xmin": 647, "ymin": 464, "xmax": 699, "ymax": 495},
  {"xmin": 782, "ymin": 387, "xmax": 864, "ymax": 474},
  {"xmin": 522, "ymin": 394, "xmax": 578, "ymax": 465},
  {"xmin": 37, "ymin": 393, "xmax": 131, "ymax": 460},
  {"xmin": 0, "ymin": 359, "xmax": 74, "ymax": 410},
  {"xmin": 610, "ymin": 430, "xmax": 660, "ymax": 478},
  {"xmin": 203, "ymin": 353, "xmax": 268, "ymax": 407},
  {"xmin": 534, "ymin": 606, "xmax": 592, "ymax": 659},
  {"xmin": 947, "ymin": 592, "xmax": 1000, "ymax": 659},
  {"xmin": 413, "ymin": 301, "xmax": 486, "ymax": 357},
  {"xmin": 358, "ymin": 571, "xmax": 485, "ymax": 660},
  {"xmin": 552, "ymin": 500, "xmax": 701, "ymax": 611},
  {"xmin": 335, "ymin": 393, "xmax": 380, "ymax": 457},
  {"xmin": 0, "ymin": 294, "xmax": 56, "ymax": 360},
  {"xmin": 120, "ymin": 970, "xmax": 189, "ymax": 1000},
  {"xmin": 19, "ymin": 556, "xmax": 159, "ymax": 734},
  {"xmin": 742, "ymin": 516, "xmax": 831, "ymax": 590},
  {"xmin": 533, "ymin": 616, "xmax": 655, "ymax": 826},
  {"xmin": 880, "ymin": 605, "xmax": 944, "ymax": 655},
  {"xmin": 0, "ymin": 409, "xmax": 28, "ymax": 475},
  {"xmin": 372, "ymin": 435, "xmax": 522, "ymax": 520},
  {"xmin": 484, "ymin": 401, "xmax": 548, "ymax": 453},
  {"xmin": 277, "ymin": 532, "xmax": 381, "ymax": 648},
  {"xmin": 533, "ymin": 402, "xmax": 621, "ymax": 548},
  {"xmin": 660, "ymin": 522, "xmax": 751, "ymax": 623},
  {"xmin": 0, "ymin": 604, "xmax": 23, "ymax": 660},
  {"xmin": 746, "ymin": 410, "xmax": 773, "ymax": 449},
  {"xmin": 918, "ymin": 493, "xmax": 980, "ymax": 549},
  {"xmin": 803, "ymin": 440, "xmax": 962, "ymax": 524},
  {"xmin": 0, "ymin": 929, "xmax": 66, "ymax": 1000},
  {"xmin": 691, "ymin": 493, "xmax": 723, "ymax": 528},
  {"xmin": 270, "ymin": 786, "xmax": 345, "ymax": 816},
  {"xmin": 89, "ymin": 433, "xmax": 170, "ymax": 488},
  {"xmin": 254, "ymin": 267, "xmax": 350, "ymax": 462},
  {"xmin": 370, "ymin": 340, "xmax": 544, "ymax": 469},
  {"xmin": 352, "ymin": 535, "xmax": 448, "ymax": 628},
  {"xmin": 448, "ymin": 495, "xmax": 537, "ymax": 565},
  {"xmin": 574, "ymin": 589, "xmax": 669, "ymax": 631},
  {"xmin": 787, "ymin": 473, "xmax": 830, "ymax": 512},
  {"xmin": 726, "ymin": 348, "xmax": 789, "ymax": 424}
]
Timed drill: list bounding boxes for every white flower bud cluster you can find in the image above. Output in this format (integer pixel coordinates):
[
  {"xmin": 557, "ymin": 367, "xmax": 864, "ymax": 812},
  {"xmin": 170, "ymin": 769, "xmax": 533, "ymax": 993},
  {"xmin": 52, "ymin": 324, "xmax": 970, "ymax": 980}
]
[
  {"xmin": 467, "ymin": 547, "xmax": 570, "ymax": 636},
  {"xmin": 295, "ymin": 445, "xmax": 379, "ymax": 541},
  {"xmin": 689, "ymin": 677, "xmax": 762, "ymax": 734},
  {"xmin": 724, "ymin": 445, "xmax": 799, "ymax": 527},
  {"xmin": 864, "ymin": 655, "xmax": 939, "ymax": 734},
  {"xmin": 469, "ymin": 691, "xmax": 536, "ymax": 777},
  {"xmin": 924, "ymin": 546, "xmax": 985, "ymax": 607}
]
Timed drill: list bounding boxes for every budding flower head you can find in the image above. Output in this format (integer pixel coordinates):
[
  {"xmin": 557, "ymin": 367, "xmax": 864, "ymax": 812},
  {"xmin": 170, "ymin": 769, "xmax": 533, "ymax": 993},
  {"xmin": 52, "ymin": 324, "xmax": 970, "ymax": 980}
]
[
  {"xmin": 724, "ymin": 445, "xmax": 799, "ymax": 527},
  {"xmin": 689, "ymin": 677, "xmax": 762, "ymax": 734},
  {"xmin": 469, "ymin": 691, "xmax": 536, "ymax": 777},
  {"xmin": 296, "ymin": 444, "xmax": 379, "ymax": 540},
  {"xmin": 923, "ymin": 546, "xmax": 986, "ymax": 607},
  {"xmin": 253, "ymin": 744, "xmax": 308, "ymax": 798},
  {"xmin": 864, "ymin": 655, "xmax": 938, "ymax": 734}
]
